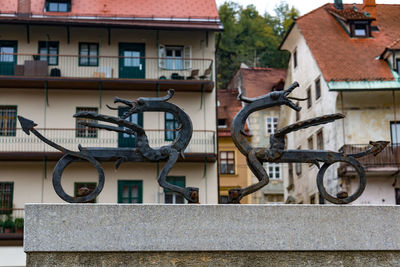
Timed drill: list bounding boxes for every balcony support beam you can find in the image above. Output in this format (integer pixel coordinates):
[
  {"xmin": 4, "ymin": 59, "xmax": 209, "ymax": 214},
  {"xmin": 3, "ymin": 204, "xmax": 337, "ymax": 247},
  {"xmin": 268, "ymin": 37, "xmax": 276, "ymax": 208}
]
[
  {"xmin": 26, "ymin": 24, "xmax": 30, "ymax": 43},
  {"xmin": 108, "ymin": 28, "xmax": 111, "ymax": 46},
  {"xmin": 66, "ymin": 26, "xmax": 70, "ymax": 44}
]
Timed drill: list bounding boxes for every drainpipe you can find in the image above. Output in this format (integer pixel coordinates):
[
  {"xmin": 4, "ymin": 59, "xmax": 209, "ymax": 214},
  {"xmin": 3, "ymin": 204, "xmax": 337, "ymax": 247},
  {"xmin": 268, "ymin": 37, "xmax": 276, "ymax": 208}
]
[{"xmin": 215, "ymin": 33, "xmax": 221, "ymax": 203}]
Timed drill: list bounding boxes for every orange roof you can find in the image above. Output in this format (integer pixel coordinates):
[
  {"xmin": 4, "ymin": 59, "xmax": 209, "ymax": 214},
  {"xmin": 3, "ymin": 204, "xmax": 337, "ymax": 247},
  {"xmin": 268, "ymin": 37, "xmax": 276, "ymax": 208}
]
[
  {"xmin": 327, "ymin": 6, "xmax": 374, "ymax": 21},
  {"xmin": 0, "ymin": 0, "xmax": 221, "ymax": 30},
  {"xmin": 5, "ymin": 0, "xmax": 219, "ymax": 19},
  {"xmin": 293, "ymin": 4, "xmax": 400, "ymax": 82},
  {"xmin": 217, "ymin": 88, "xmax": 249, "ymax": 137},
  {"xmin": 240, "ymin": 68, "xmax": 287, "ymax": 98}
]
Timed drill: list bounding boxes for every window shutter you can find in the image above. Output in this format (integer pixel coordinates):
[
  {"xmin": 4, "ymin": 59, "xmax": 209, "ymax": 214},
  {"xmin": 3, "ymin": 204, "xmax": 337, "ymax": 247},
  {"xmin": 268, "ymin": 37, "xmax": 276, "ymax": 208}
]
[
  {"xmin": 184, "ymin": 45, "xmax": 192, "ymax": 69},
  {"xmin": 158, "ymin": 44, "xmax": 166, "ymax": 69}
]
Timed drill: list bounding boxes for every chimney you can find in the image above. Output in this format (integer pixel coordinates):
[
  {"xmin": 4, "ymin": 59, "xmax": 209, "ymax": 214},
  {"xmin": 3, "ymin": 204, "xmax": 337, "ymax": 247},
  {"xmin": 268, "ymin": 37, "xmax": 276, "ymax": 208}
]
[
  {"xmin": 362, "ymin": 0, "xmax": 377, "ymax": 26},
  {"xmin": 17, "ymin": 0, "xmax": 31, "ymax": 16},
  {"xmin": 334, "ymin": 0, "xmax": 343, "ymax": 10}
]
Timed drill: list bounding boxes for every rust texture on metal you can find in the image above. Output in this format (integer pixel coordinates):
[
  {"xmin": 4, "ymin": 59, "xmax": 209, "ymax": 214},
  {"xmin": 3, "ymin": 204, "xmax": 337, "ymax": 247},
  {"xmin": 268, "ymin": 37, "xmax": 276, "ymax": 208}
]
[
  {"xmin": 230, "ymin": 81, "xmax": 389, "ymax": 204},
  {"xmin": 18, "ymin": 89, "xmax": 199, "ymax": 203}
]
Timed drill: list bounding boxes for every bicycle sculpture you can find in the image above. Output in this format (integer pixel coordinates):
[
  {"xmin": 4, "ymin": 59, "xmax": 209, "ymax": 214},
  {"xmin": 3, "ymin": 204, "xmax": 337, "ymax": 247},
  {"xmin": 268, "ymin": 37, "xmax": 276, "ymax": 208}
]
[
  {"xmin": 229, "ymin": 82, "xmax": 389, "ymax": 204},
  {"xmin": 18, "ymin": 89, "xmax": 199, "ymax": 203}
]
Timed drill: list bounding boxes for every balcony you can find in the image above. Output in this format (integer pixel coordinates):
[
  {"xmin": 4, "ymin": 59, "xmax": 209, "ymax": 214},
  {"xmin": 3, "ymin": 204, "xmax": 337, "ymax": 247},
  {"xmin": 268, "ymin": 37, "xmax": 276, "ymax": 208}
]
[
  {"xmin": 339, "ymin": 144, "xmax": 400, "ymax": 175},
  {"xmin": 0, "ymin": 128, "xmax": 216, "ymax": 162},
  {"xmin": 0, "ymin": 53, "xmax": 214, "ymax": 92},
  {"xmin": 0, "ymin": 208, "xmax": 24, "ymax": 244}
]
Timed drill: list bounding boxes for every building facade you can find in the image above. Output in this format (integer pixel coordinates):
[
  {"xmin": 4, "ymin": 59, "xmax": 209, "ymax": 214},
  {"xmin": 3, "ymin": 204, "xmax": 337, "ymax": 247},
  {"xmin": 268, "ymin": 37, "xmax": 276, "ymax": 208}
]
[
  {"xmin": 0, "ymin": 0, "xmax": 221, "ymax": 259},
  {"xmin": 280, "ymin": 0, "xmax": 400, "ymax": 205},
  {"xmin": 226, "ymin": 65, "xmax": 287, "ymax": 204},
  {"xmin": 217, "ymin": 88, "xmax": 252, "ymax": 204}
]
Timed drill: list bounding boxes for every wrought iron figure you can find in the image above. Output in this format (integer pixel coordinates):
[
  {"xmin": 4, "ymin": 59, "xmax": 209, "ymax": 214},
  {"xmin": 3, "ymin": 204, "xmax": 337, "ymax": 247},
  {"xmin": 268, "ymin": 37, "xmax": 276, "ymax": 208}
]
[
  {"xmin": 18, "ymin": 89, "xmax": 199, "ymax": 203},
  {"xmin": 230, "ymin": 82, "xmax": 388, "ymax": 204}
]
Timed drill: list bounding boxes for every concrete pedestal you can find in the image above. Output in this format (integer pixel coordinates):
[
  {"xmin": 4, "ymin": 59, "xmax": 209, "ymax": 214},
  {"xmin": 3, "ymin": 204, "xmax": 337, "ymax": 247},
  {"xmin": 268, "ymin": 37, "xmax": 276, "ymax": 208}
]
[{"xmin": 24, "ymin": 204, "xmax": 400, "ymax": 266}]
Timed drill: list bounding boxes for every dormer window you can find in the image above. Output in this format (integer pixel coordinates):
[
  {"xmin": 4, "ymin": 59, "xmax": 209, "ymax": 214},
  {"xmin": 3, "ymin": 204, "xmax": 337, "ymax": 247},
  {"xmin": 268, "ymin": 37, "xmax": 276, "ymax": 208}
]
[
  {"xmin": 45, "ymin": 0, "xmax": 71, "ymax": 12},
  {"xmin": 353, "ymin": 22, "xmax": 368, "ymax": 37}
]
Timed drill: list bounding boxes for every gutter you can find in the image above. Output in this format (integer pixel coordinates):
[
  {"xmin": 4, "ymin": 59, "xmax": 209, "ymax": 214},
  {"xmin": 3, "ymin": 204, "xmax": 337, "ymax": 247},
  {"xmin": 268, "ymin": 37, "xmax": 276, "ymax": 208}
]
[{"xmin": 328, "ymin": 71, "xmax": 400, "ymax": 91}]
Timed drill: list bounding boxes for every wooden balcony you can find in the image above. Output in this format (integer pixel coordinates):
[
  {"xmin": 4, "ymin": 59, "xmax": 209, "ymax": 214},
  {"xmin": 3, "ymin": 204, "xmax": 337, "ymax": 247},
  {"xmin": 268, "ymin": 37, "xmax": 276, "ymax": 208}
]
[
  {"xmin": 339, "ymin": 144, "xmax": 400, "ymax": 175},
  {"xmin": 0, "ymin": 53, "xmax": 214, "ymax": 92}
]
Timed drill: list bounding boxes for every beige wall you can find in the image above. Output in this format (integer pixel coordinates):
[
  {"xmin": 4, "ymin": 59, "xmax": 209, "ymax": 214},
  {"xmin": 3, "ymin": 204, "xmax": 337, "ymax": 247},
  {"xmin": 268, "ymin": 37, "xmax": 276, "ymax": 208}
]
[
  {"xmin": 280, "ymin": 25, "xmax": 340, "ymax": 204},
  {"xmin": 0, "ymin": 160, "xmax": 217, "ymax": 207}
]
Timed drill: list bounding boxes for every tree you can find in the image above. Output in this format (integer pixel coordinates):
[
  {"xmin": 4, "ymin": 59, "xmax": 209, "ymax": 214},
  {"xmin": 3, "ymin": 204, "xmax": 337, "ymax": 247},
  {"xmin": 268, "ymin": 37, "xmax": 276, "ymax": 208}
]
[{"xmin": 216, "ymin": 1, "xmax": 299, "ymax": 88}]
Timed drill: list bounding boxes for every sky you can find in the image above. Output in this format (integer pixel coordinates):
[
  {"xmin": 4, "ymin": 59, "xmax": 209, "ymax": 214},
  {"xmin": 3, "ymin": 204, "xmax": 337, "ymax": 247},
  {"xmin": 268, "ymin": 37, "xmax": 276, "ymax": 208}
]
[{"xmin": 215, "ymin": 0, "xmax": 400, "ymax": 16}]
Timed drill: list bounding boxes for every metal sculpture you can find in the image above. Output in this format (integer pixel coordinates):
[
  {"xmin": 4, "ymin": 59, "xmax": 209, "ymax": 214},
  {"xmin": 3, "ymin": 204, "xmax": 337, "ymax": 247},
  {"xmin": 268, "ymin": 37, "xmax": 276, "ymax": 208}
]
[
  {"xmin": 230, "ymin": 82, "xmax": 388, "ymax": 204},
  {"xmin": 18, "ymin": 89, "xmax": 199, "ymax": 203}
]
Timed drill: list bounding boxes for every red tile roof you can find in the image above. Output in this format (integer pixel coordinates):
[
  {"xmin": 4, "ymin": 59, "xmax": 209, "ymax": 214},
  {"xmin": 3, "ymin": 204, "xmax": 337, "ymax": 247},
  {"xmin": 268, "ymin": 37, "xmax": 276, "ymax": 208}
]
[
  {"xmin": 218, "ymin": 88, "xmax": 249, "ymax": 137},
  {"xmin": 327, "ymin": 7, "xmax": 374, "ymax": 21},
  {"xmin": 1, "ymin": 0, "xmax": 221, "ymax": 30},
  {"xmin": 4, "ymin": 0, "xmax": 219, "ymax": 19},
  {"xmin": 294, "ymin": 4, "xmax": 400, "ymax": 82},
  {"xmin": 240, "ymin": 68, "xmax": 287, "ymax": 98}
]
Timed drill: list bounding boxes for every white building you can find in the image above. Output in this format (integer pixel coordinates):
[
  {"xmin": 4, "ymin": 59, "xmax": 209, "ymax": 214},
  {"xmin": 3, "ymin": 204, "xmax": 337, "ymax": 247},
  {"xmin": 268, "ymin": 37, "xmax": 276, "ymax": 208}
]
[{"xmin": 280, "ymin": 0, "xmax": 400, "ymax": 204}]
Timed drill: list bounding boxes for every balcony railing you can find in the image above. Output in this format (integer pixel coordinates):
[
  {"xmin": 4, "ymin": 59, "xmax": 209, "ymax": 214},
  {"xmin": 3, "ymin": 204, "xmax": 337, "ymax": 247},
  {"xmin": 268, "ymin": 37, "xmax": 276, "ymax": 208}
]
[
  {"xmin": 0, "ymin": 53, "xmax": 213, "ymax": 81},
  {"xmin": 0, "ymin": 208, "xmax": 24, "ymax": 235},
  {"xmin": 0, "ymin": 128, "xmax": 216, "ymax": 154},
  {"xmin": 340, "ymin": 144, "xmax": 400, "ymax": 168}
]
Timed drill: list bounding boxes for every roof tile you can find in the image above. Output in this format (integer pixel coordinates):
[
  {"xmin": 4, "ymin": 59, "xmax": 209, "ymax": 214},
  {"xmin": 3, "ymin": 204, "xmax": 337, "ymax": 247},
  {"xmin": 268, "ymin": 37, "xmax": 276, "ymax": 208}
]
[
  {"xmin": 10, "ymin": 0, "xmax": 219, "ymax": 19},
  {"xmin": 296, "ymin": 4, "xmax": 400, "ymax": 82}
]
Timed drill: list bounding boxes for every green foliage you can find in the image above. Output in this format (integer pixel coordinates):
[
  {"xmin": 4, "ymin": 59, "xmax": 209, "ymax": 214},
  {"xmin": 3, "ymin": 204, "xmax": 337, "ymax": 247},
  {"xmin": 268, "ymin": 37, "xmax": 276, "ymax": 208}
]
[
  {"xmin": 3, "ymin": 216, "xmax": 14, "ymax": 229},
  {"xmin": 217, "ymin": 1, "xmax": 299, "ymax": 88},
  {"xmin": 15, "ymin": 218, "xmax": 24, "ymax": 229}
]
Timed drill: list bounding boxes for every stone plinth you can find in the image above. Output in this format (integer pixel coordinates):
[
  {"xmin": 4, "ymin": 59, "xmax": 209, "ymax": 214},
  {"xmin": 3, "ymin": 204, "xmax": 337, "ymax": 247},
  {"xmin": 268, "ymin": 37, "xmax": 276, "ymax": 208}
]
[{"xmin": 25, "ymin": 204, "xmax": 400, "ymax": 266}]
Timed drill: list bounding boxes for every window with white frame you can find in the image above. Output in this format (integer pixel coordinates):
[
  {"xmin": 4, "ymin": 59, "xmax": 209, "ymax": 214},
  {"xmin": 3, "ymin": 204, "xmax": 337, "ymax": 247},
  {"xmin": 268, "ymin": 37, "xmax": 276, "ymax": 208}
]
[
  {"xmin": 263, "ymin": 162, "xmax": 281, "ymax": 180},
  {"xmin": 391, "ymin": 122, "xmax": 400, "ymax": 145},
  {"xmin": 265, "ymin": 116, "xmax": 278, "ymax": 135},
  {"xmin": 158, "ymin": 44, "xmax": 192, "ymax": 70}
]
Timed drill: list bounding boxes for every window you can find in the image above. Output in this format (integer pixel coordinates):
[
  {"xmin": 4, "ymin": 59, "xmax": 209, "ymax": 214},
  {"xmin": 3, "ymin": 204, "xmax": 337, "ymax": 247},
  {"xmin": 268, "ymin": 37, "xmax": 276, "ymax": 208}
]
[
  {"xmin": 0, "ymin": 106, "xmax": 17, "ymax": 136},
  {"xmin": 220, "ymin": 195, "xmax": 229, "ymax": 204},
  {"xmin": 310, "ymin": 194, "xmax": 316, "ymax": 204},
  {"xmin": 315, "ymin": 78, "xmax": 321, "ymax": 100},
  {"xmin": 0, "ymin": 182, "xmax": 13, "ymax": 214},
  {"xmin": 287, "ymin": 163, "xmax": 294, "ymax": 191},
  {"xmin": 76, "ymin": 107, "xmax": 98, "ymax": 138},
  {"xmin": 164, "ymin": 176, "xmax": 185, "ymax": 204},
  {"xmin": 265, "ymin": 117, "xmax": 278, "ymax": 135},
  {"xmin": 45, "ymin": 0, "xmax": 71, "ymax": 12},
  {"xmin": 158, "ymin": 44, "xmax": 192, "ymax": 70},
  {"xmin": 354, "ymin": 22, "xmax": 368, "ymax": 37},
  {"xmin": 396, "ymin": 188, "xmax": 400, "ymax": 205},
  {"xmin": 263, "ymin": 162, "xmax": 281, "ymax": 179},
  {"xmin": 391, "ymin": 122, "xmax": 400, "ymax": 145},
  {"xmin": 397, "ymin": 59, "xmax": 400, "ymax": 75},
  {"xmin": 317, "ymin": 130, "xmax": 324, "ymax": 150},
  {"xmin": 218, "ymin": 119, "xmax": 227, "ymax": 128},
  {"xmin": 38, "ymin": 41, "xmax": 59, "ymax": 65},
  {"xmin": 307, "ymin": 87, "xmax": 312, "ymax": 108},
  {"xmin": 118, "ymin": 180, "xmax": 143, "ymax": 203},
  {"xmin": 265, "ymin": 194, "xmax": 284, "ymax": 203},
  {"xmin": 220, "ymin": 151, "xmax": 235, "ymax": 174},
  {"xmin": 295, "ymin": 102, "xmax": 300, "ymax": 121},
  {"xmin": 296, "ymin": 146, "xmax": 302, "ymax": 176},
  {"xmin": 165, "ymin": 112, "xmax": 179, "ymax": 141},
  {"xmin": 293, "ymin": 49, "xmax": 297, "ymax": 68},
  {"xmin": 79, "ymin": 43, "xmax": 98, "ymax": 66},
  {"xmin": 308, "ymin": 136, "xmax": 313, "ymax": 150},
  {"xmin": 74, "ymin": 182, "xmax": 96, "ymax": 203}
]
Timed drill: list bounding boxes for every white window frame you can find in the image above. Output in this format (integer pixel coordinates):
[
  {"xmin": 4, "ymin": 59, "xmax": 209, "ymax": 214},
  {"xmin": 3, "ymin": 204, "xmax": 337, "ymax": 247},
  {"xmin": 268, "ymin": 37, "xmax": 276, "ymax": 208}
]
[
  {"xmin": 158, "ymin": 44, "xmax": 192, "ymax": 70},
  {"xmin": 265, "ymin": 116, "xmax": 278, "ymax": 135},
  {"xmin": 263, "ymin": 162, "xmax": 281, "ymax": 180}
]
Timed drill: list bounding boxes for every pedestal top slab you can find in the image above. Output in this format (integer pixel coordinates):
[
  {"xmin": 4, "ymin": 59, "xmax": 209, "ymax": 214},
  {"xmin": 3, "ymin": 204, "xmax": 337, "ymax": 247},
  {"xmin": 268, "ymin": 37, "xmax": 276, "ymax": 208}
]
[{"xmin": 24, "ymin": 204, "xmax": 400, "ymax": 252}]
